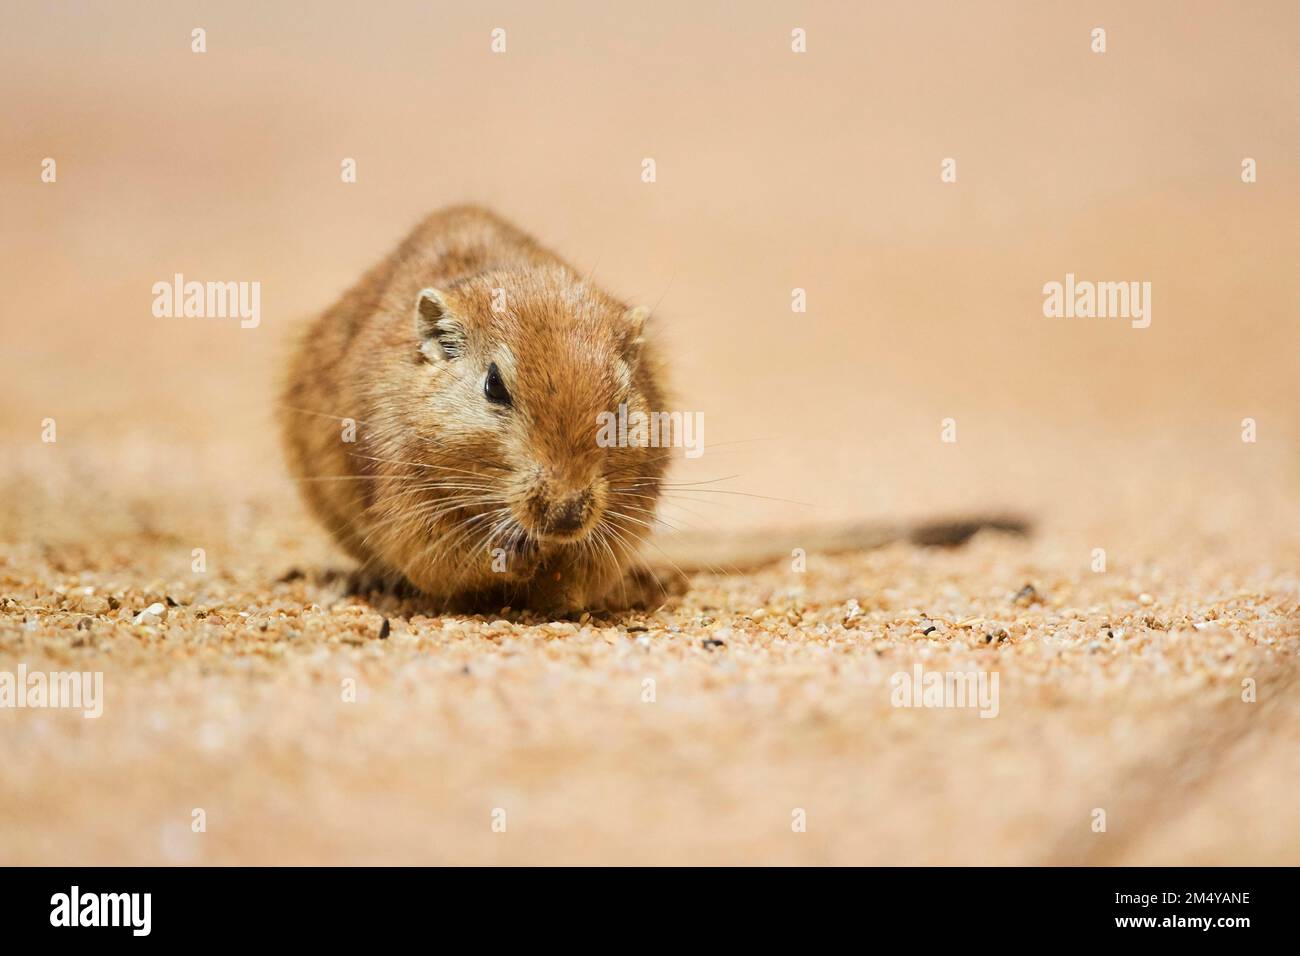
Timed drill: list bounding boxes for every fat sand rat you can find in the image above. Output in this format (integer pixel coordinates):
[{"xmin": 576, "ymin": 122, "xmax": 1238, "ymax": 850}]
[{"xmin": 281, "ymin": 206, "xmax": 1025, "ymax": 612}]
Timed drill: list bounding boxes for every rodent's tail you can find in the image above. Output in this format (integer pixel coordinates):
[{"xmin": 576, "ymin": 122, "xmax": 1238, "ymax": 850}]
[{"xmin": 642, "ymin": 514, "xmax": 1031, "ymax": 577}]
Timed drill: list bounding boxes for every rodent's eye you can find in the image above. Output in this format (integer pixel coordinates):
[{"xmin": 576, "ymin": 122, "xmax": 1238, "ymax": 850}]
[{"xmin": 484, "ymin": 362, "xmax": 512, "ymax": 406}]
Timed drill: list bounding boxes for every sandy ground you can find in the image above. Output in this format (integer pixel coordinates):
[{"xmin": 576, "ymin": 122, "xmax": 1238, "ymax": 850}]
[
  {"xmin": 2, "ymin": 446, "xmax": 1298, "ymax": 865},
  {"xmin": 2, "ymin": 1, "xmax": 1299, "ymax": 864}
]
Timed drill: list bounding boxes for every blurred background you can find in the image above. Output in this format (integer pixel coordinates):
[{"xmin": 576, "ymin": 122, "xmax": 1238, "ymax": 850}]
[{"xmin": 3, "ymin": 0, "xmax": 1297, "ymax": 543}]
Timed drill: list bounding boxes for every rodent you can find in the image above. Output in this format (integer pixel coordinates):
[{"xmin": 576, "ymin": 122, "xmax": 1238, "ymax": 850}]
[
  {"xmin": 281, "ymin": 205, "xmax": 668, "ymax": 612},
  {"xmin": 282, "ymin": 206, "xmax": 1030, "ymax": 613}
]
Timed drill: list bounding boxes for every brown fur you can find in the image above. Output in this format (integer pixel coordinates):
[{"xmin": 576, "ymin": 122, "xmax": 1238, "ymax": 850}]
[{"xmin": 281, "ymin": 206, "xmax": 669, "ymax": 611}]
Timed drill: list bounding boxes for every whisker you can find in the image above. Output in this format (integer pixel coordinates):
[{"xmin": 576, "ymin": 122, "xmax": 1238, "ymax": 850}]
[{"xmin": 278, "ymin": 404, "xmax": 375, "ymax": 427}]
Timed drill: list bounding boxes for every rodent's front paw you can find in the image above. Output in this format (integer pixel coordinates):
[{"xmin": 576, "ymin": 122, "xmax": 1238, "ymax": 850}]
[{"xmin": 518, "ymin": 564, "xmax": 596, "ymax": 615}]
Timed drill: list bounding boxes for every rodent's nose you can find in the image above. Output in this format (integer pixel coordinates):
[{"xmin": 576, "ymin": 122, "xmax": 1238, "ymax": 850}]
[{"xmin": 546, "ymin": 490, "xmax": 592, "ymax": 537}]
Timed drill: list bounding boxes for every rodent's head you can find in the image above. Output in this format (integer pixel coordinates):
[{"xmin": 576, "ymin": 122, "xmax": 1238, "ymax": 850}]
[{"xmin": 388, "ymin": 267, "xmax": 667, "ymax": 592}]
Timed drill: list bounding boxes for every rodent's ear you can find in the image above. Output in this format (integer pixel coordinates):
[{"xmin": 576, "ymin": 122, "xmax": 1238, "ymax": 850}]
[
  {"xmin": 621, "ymin": 305, "xmax": 650, "ymax": 355},
  {"xmin": 415, "ymin": 288, "xmax": 466, "ymax": 360}
]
